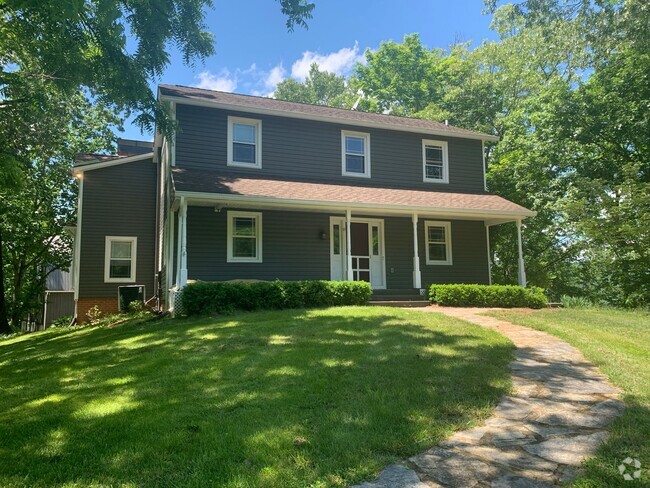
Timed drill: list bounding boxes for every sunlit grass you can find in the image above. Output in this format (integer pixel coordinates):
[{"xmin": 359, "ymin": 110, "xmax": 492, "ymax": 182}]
[
  {"xmin": 0, "ymin": 307, "xmax": 513, "ymax": 487},
  {"xmin": 485, "ymin": 307, "xmax": 650, "ymax": 487}
]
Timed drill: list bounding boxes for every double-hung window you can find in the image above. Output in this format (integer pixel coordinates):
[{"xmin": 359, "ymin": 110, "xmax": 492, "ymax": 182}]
[
  {"xmin": 342, "ymin": 131, "xmax": 370, "ymax": 177},
  {"xmin": 227, "ymin": 116, "xmax": 262, "ymax": 168},
  {"xmin": 422, "ymin": 139, "xmax": 449, "ymax": 183},
  {"xmin": 227, "ymin": 211, "xmax": 262, "ymax": 263},
  {"xmin": 104, "ymin": 236, "xmax": 137, "ymax": 282},
  {"xmin": 424, "ymin": 221, "xmax": 452, "ymax": 265}
]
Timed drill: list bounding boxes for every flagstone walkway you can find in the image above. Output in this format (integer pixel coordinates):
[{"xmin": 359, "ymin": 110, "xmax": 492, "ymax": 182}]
[{"xmin": 353, "ymin": 307, "xmax": 623, "ymax": 488}]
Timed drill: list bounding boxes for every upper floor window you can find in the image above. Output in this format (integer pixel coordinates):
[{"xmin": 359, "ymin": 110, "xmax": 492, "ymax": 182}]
[
  {"xmin": 424, "ymin": 221, "xmax": 452, "ymax": 265},
  {"xmin": 104, "ymin": 236, "xmax": 137, "ymax": 282},
  {"xmin": 342, "ymin": 130, "xmax": 370, "ymax": 178},
  {"xmin": 227, "ymin": 211, "xmax": 263, "ymax": 263},
  {"xmin": 422, "ymin": 139, "xmax": 449, "ymax": 183},
  {"xmin": 227, "ymin": 116, "xmax": 262, "ymax": 168}
]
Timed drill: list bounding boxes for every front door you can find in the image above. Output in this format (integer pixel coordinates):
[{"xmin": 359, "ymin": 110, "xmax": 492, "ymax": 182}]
[{"xmin": 330, "ymin": 217, "xmax": 385, "ymax": 289}]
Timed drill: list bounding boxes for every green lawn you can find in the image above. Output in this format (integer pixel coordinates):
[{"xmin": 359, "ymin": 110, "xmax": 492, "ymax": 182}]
[
  {"xmin": 0, "ymin": 307, "xmax": 513, "ymax": 488},
  {"xmin": 485, "ymin": 308, "xmax": 650, "ymax": 487}
]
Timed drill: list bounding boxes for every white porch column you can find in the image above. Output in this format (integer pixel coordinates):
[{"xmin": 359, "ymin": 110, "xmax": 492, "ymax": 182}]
[
  {"xmin": 178, "ymin": 198, "xmax": 188, "ymax": 288},
  {"xmin": 412, "ymin": 213, "xmax": 422, "ymax": 289},
  {"xmin": 516, "ymin": 219, "xmax": 527, "ymax": 287},
  {"xmin": 346, "ymin": 209, "xmax": 353, "ymax": 281},
  {"xmin": 485, "ymin": 224, "xmax": 492, "ymax": 285}
]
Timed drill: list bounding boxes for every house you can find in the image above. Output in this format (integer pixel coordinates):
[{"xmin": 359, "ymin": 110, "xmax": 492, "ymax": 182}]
[{"xmin": 71, "ymin": 85, "xmax": 535, "ymax": 321}]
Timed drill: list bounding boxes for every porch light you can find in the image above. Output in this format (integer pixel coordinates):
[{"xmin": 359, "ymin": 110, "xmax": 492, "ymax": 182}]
[{"xmin": 319, "ymin": 231, "xmax": 327, "ymax": 240}]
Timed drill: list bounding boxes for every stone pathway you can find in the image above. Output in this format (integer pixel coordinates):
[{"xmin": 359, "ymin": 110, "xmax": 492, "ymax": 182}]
[{"xmin": 353, "ymin": 307, "xmax": 623, "ymax": 488}]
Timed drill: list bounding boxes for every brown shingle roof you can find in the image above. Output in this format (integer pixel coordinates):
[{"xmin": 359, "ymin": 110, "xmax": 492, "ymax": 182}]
[
  {"xmin": 159, "ymin": 84, "xmax": 498, "ymax": 142},
  {"xmin": 172, "ymin": 168, "xmax": 533, "ymax": 217}
]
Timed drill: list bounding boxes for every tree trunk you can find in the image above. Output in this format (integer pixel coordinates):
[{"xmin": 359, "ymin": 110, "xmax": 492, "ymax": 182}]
[{"xmin": 0, "ymin": 228, "xmax": 12, "ymax": 334}]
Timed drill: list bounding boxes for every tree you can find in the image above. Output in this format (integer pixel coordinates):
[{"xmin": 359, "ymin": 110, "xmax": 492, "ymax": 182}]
[
  {"xmin": 275, "ymin": 63, "xmax": 355, "ymax": 107},
  {"xmin": 0, "ymin": 0, "xmax": 315, "ymax": 134},
  {"xmin": 0, "ymin": 0, "xmax": 317, "ymax": 332},
  {"xmin": 0, "ymin": 73, "xmax": 120, "ymax": 332},
  {"xmin": 354, "ymin": 33, "xmax": 448, "ymax": 115}
]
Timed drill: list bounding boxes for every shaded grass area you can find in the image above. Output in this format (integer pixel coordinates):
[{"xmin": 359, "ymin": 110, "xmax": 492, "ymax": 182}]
[
  {"xmin": 0, "ymin": 307, "xmax": 513, "ymax": 488},
  {"xmin": 485, "ymin": 308, "xmax": 650, "ymax": 487}
]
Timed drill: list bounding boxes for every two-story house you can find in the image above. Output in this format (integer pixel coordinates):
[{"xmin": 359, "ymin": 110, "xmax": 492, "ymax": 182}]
[{"xmin": 71, "ymin": 85, "xmax": 534, "ymax": 320}]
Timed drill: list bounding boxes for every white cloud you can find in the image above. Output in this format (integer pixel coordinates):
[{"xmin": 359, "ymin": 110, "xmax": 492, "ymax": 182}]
[
  {"xmin": 290, "ymin": 42, "xmax": 365, "ymax": 81},
  {"xmin": 195, "ymin": 69, "xmax": 237, "ymax": 92},
  {"xmin": 264, "ymin": 64, "xmax": 286, "ymax": 91}
]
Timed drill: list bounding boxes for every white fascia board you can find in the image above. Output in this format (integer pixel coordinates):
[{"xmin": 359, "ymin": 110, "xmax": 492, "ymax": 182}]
[
  {"xmin": 73, "ymin": 152, "xmax": 155, "ymax": 173},
  {"xmin": 159, "ymin": 95, "xmax": 500, "ymax": 143},
  {"xmin": 176, "ymin": 190, "xmax": 536, "ymax": 220}
]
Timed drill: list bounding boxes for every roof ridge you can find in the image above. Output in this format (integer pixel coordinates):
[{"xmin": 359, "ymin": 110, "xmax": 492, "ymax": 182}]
[{"xmin": 158, "ymin": 84, "xmax": 497, "ymax": 140}]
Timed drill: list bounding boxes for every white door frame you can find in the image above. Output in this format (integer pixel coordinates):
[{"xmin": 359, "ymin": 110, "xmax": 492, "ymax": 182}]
[{"xmin": 329, "ymin": 216, "xmax": 386, "ymax": 289}]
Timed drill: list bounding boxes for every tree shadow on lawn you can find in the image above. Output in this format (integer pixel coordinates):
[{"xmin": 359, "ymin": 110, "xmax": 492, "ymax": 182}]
[{"xmin": 0, "ymin": 307, "xmax": 514, "ymax": 487}]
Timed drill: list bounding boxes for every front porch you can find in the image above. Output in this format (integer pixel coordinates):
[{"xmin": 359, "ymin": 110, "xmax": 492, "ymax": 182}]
[{"xmin": 164, "ymin": 201, "xmax": 530, "ymax": 306}]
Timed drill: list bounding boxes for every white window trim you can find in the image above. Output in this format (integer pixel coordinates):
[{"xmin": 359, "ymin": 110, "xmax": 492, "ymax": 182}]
[
  {"xmin": 424, "ymin": 221, "xmax": 453, "ymax": 265},
  {"xmin": 104, "ymin": 236, "xmax": 137, "ymax": 283},
  {"xmin": 422, "ymin": 139, "xmax": 449, "ymax": 184},
  {"xmin": 227, "ymin": 211, "xmax": 263, "ymax": 263},
  {"xmin": 341, "ymin": 130, "xmax": 371, "ymax": 178},
  {"xmin": 227, "ymin": 116, "xmax": 262, "ymax": 169}
]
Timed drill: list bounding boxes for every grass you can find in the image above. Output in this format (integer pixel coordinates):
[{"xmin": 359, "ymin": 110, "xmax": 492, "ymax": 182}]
[
  {"xmin": 485, "ymin": 307, "xmax": 650, "ymax": 487},
  {"xmin": 0, "ymin": 307, "xmax": 513, "ymax": 488}
]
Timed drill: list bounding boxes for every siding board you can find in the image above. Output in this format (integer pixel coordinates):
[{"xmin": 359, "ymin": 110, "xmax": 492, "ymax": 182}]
[
  {"xmin": 185, "ymin": 208, "xmax": 489, "ymax": 287},
  {"xmin": 79, "ymin": 159, "xmax": 157, "ymax": 299},
  {"xmin": 175, "ymin": 105, "xmax": 486, "ymax": 193}
]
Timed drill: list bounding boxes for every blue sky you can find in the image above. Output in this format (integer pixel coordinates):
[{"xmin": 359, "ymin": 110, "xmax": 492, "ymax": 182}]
[{"xmin": 123, "ymin": 0, "xmax": 498, "ymax": 140}]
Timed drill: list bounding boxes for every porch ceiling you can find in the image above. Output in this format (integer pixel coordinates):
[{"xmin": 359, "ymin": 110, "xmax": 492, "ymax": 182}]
[{"xmin": 171, "ymin": 168, "xmax": 535, "ymax": 221}]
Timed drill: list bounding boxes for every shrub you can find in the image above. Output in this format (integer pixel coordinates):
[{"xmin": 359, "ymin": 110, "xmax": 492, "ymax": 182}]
[
  {"xmin": 50, "ymin": 315, "xmax": 73, "ymax": 328},
  {"xmin": 429, "ymin": 284, "xmax": 547, "ymax": 309},
  {"xmin": 560, "ymin": 295, "xmax": 594, "ymax": 308},
  {"xmin": 179, "ymin": 280, "xmax": 373, "ymax": 316}
]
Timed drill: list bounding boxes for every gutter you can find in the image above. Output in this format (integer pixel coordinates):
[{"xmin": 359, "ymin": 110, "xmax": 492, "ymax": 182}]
[{"xmin": 175, "ymin": 190, "xmax": 537, "ymax": 220}]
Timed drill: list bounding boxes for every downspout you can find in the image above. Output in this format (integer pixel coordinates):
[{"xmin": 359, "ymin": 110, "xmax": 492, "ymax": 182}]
[{"xmin": 72, "ymin": 174, "xmax": 83, "ymax": 320}]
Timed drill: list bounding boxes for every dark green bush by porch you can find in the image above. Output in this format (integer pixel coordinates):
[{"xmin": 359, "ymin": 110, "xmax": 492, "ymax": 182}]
[
  {"xmin": 180, "ymin": 280, "xmax": 372, "ymax": 316},
  {"xmin": 429, "ymin": 284, "xmax": 547, "ymax": 308}
]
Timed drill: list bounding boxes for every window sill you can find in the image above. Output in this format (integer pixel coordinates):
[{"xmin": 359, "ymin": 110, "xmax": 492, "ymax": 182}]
[
  {"xmin": 425, "ymin": 261, "xmax": 453, "ymax": 266},
  {"xmin": 342, "ymin": 171, "xmax": 371, "ymax": 178},
  {"xmin": 423, "ymin": 178, "xmax": 449, "ymax": 184},
  {"xmin": 227, "ymin": 161, "xmax": 262, "ymax": 169}
]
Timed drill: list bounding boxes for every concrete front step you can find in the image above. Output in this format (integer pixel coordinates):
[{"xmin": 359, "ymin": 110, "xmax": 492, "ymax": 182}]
[{"xmin": 368, "ymin": 300, "xmax": 431, "ymax": 308}]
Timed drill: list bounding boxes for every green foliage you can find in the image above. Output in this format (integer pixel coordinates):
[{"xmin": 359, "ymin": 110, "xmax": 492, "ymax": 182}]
[
  {"xmin": 179, "ymin": 280, "xmax": 373, "ymax": 316},
  {"xmin": 275, "ymin": 63, "xmax": 355, "ymax": 107},
  {"xmin": 355, "ymin": 34, "xmax": 447, "ymax": 115},
  {"xmin": 560, "ymin": 295, "xmax": 594, "ymax": 309},
  {"xmin": 429, "ymin": 284, "xmax": 547, "ymax": 308},
  {"xmin": 0, "ymin": 0, "xmax": 315, "ymax": 134},
  {"xmin": 49, "ymin": 315, "xmax": 73, "ymax": 329}
]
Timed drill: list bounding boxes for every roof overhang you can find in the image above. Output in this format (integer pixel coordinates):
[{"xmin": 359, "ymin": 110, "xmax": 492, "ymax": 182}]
[
  {"xmin": 159, "ymin": 93, "xmax": 500, "ymax": 143},
  {"xmin": 72, "ymin": 152, "xmax": 154, "ymax": 174},
  {"xmin": 175, "ymin": 190, "xmax": 536, "ymax": 222}
]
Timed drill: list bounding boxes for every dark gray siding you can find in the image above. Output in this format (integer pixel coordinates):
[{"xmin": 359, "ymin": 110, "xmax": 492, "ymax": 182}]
[
  {"xmin": 175, "ymin": 105, "xmax": 485, "ymax": 193},
  {"xmin": 187, "ymin": 207, "xmax": 330, "ymax": 281},
  {"xmin": 184, "ymin": 207, "xmax": 489, "ymax": 287},
  {"xmin": 419, "ymin": 220, "xmax": 490, "ymax": 286},
  {"xmin": 79, "ymin": 159, "xmax": 157, "ymax": 298}
]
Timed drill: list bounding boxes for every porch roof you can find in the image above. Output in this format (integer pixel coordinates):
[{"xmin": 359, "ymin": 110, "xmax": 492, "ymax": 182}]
[{"xmin": 172, "ymin": 168, "xmax": 535, "ymax": 220}]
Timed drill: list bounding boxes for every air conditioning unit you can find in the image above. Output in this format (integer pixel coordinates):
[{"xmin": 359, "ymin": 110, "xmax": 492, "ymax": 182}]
[{"xmin": 118, "ymin": 285, "xmax": 145, "ymax": 313}]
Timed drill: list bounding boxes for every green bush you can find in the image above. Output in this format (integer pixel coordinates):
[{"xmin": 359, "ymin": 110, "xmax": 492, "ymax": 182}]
[
  {"xmin": 179, "ymin": 280, "xmax": 373, "ymax": 316},
  {"xmin": 429, "ymin": 284, "xmax": 547, "ymax": 309},
  {"xmin": 560, "ymin": 295, "xmax": 594, "ymax": 308}
]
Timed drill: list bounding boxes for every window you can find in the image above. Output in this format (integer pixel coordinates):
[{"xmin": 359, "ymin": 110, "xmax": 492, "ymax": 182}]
[
  {"xmin": 104, "ymin": 236, "xmax": 137, "ymax": 282},
  {"xmin": 332, "ymin": 224, "xmax": 341, "ymax": 255},
  {"xmin": 424, "ymin": 221, "xmax": 452, "ymax": 265},
  {"xmin": 227, "ymin": 116, "xmax": 262, "ymax": 168},
  {"xmin": 342, "ymin": 131, "xmax": 370, "ymax": 177},
  {"xmin": 227, "ymin": 211, "xmax": 262, "ymax": 263},
  {"xmin": 422, "ymin": 139, "xmax": 449, "ymax": 183}
]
